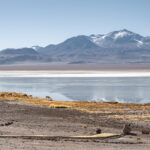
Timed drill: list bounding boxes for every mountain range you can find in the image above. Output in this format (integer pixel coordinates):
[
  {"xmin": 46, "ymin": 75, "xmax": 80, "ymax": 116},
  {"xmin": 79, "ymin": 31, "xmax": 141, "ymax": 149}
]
[{"xmin": 1, "ymin": 29, "xmax": 150, "ymax": 66}]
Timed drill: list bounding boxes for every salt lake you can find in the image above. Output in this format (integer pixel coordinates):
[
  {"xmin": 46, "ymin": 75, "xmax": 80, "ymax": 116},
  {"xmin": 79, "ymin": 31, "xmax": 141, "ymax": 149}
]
[{"xmin": 0, "ymin": 71, "xmax": 150, "ymax": 103}]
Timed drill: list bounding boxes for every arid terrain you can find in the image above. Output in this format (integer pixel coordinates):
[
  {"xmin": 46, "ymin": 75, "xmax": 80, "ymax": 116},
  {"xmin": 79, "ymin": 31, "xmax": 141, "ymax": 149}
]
[
  {"xmin": 0, "ymin": 63, "xmax": 150, "ymax": 71},
  {"xmin": 0, "ymin": 92, "xmax": 150, "ymax": 150}
]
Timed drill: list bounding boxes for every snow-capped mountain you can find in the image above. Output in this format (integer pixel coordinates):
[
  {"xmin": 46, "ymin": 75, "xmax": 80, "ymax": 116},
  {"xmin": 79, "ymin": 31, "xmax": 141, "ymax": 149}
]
[
  {"xmin": 0, "ymin": 29, "xmax": 150, "ymax": 65},
  {"xmin": 89, "ymin": 29, "xmax": 146, "ymax": 49}
]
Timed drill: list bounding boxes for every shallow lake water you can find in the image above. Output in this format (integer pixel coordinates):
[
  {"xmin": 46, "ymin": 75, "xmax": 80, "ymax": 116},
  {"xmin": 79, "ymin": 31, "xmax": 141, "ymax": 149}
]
[{"xmin": 0, "ymin": 71, "xmax": 150, "ymax": 103}]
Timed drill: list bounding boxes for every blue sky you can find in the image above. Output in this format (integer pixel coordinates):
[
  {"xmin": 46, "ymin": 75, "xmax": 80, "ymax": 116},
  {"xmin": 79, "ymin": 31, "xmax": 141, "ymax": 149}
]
[{"xmin": 0, "ymin": 0, "xmax": 150, "ymax": 49}]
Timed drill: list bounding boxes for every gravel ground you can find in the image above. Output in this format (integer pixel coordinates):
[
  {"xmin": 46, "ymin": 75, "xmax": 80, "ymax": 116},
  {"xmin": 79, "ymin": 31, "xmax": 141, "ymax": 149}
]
[{"xmin": 0, "ymin": 100, "xmax": 149, "ymax": 150}]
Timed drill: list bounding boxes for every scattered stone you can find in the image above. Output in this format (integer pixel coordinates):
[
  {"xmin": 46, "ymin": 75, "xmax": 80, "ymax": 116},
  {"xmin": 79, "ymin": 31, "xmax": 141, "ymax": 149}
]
[
  {"xmin": 0, "ymin": 121, "xmax": 13, "ymax": 127},
  {"xmin": 46, "ymin": 96, "xmax": 52, "ymax": 101},
  {"xmin": 82, "ymin": 125, "xmax": 87, "ymax": 128},
  {"xmin": 22, "ymin": 94, "xmax": 28, "ymax": 97},
  {"xmin": 104, "ymin": 102, "xmax": 118, "ymax": 104},
  {"xmin": 96, "ymin": 128, "xmax": 101, "ymax": 134},
  {"xmin": 0, "ymin": 93, "xmax": 5, "ymax": 97},
  {"xmin": 29, "ymin": 95, "xmax": 32, "ymax": 98},
  {"xmin": 5, "ymin": 121, "xmax": 13, "ymax": 126},
  {"xmin": 7, "ymin": 93, "xmax": 13, "ymax": 96},
  {"xmin": 12, "ymin": 93, "xmax": 17, "ymax": 97},
  {"xmin": 142, "ymin": 129, "xmax": 150, "ymax": 134},
  {"xmin": 123, "ymin": 124, "xmax": 131, "ymax": 135}
]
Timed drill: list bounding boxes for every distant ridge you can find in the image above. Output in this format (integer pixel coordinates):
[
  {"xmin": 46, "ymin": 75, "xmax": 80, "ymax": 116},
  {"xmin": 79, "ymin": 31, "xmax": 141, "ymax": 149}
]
[{"xmin": 0, "ymin": 29, "xmax": 150, "ymax": 66}]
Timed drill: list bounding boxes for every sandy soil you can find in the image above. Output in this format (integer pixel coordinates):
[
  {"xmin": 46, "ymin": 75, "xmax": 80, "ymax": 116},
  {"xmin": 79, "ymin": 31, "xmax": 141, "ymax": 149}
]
[{"xmin": 0, "ymin": 99, "xmax": 149, "ymax": 150}]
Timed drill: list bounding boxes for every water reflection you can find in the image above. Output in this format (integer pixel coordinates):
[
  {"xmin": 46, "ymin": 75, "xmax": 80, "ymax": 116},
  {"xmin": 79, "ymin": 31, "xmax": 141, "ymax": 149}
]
[{"xmin": 0, "ymin": 77, "xmax": 150, "ymax": 103}]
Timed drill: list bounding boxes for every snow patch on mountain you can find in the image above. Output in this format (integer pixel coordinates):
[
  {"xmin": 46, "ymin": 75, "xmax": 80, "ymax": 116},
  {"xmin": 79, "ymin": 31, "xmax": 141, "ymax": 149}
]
[
  {"xmin": 135, "ymin": 40, "xmax": 143, "ymax": 47},
  {"xmin": 32, "ymin": 46, "xmax": 42, "ymax": 51},
  {"xmin": 114, "ymin": 31, "xmax": 130, "ymax": 39},
  {"xmin": 88, "ymin": 29, "xmax": 147, "ymax": 48}
]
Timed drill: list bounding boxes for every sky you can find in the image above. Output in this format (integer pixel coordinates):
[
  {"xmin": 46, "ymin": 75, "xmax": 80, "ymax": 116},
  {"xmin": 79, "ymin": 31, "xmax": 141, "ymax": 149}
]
[{"xmin": 0, "ymin": 0, "xmax": 150, "ymax": 49}]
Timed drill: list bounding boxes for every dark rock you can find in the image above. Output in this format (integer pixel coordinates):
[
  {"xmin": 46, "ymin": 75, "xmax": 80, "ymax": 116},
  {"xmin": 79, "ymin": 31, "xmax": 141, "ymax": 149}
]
[
  {"xmin": 142, "ymin": 129, "xmax": 150, "ymax": 134},
  {"xmin": 46, "ymin": 96, "xmax": 53, "ymax": 101},
  {"xmin": 96, "ymin": 128, "xmax": 101, "ymax": 134},
  {"xmin": 5, "ymin": 121, "xmax": 13, "ymax": 126},
  {"xmin": 123, "ymin": 124, "xmax": 131, "ymax": 135}
]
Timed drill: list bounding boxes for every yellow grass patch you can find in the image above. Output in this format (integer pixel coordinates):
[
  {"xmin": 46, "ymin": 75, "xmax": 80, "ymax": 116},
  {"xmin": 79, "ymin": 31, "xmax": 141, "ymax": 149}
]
[{"xmin": 0, "ymin": 92, "xmax": 150, "ymax": 122}]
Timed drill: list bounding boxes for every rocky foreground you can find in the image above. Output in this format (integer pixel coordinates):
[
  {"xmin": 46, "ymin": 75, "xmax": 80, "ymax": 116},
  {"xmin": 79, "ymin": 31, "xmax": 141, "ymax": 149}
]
[{"xmin": 0, "ymin": 92, "xmax": 150, "ymax": 150}]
